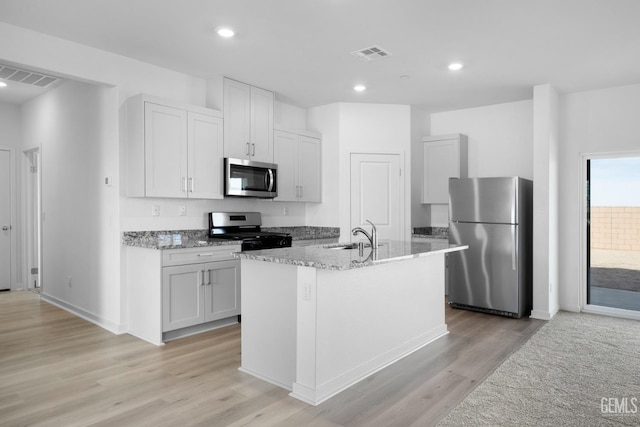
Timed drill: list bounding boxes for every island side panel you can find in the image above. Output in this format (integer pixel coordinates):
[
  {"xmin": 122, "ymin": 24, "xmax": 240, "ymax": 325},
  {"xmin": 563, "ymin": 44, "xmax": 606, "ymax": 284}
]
[
  {"xmin": 292, "ymin": 253, "xmax": 447, "ymax": 405},
  {"xmin": 126, "ymin": 246, "xmax": 163, "ymax": 346},
  {"xmin": 239, "ymin": 258, "xmax": 298, "ymax": 390}
]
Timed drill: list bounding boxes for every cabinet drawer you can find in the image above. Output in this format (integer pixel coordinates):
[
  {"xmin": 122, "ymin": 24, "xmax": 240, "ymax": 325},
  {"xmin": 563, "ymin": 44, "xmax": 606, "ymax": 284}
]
[{"xmin": 162, "ymin": 245, "xmax": 241, "ymax": 266}]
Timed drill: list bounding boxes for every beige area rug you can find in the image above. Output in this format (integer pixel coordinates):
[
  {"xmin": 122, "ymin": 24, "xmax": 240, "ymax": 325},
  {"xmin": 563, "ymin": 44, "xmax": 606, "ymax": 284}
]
[{"xmin": 439, "ymin": 311, "xmax": 640, "ymax": 426}]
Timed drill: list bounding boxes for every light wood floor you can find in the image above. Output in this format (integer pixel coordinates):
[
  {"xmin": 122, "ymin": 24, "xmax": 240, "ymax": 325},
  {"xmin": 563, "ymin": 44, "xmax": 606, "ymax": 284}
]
[{"xmin": 0, "ymin": 291, "xmax": 543, "ymax": 427}]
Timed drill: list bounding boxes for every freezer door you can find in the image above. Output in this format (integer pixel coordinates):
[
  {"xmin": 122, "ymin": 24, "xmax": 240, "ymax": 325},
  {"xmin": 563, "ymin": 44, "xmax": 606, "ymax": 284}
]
[
  {"xmin": 448, "ymin": 222, "xmax": 520, "ymax": 314},
  {"xmin": 449, "ymin": 177, "xmax": 518, "ymax": 224}
]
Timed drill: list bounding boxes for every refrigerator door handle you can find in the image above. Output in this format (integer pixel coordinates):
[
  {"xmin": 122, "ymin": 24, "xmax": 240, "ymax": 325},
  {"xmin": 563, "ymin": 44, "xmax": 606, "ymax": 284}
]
[{"xmin": 511, "ymin": 224, "xmax": 517, "ymax": 270}]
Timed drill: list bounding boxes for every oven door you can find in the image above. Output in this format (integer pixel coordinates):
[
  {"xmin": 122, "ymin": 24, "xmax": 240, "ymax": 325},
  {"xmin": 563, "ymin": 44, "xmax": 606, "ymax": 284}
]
[{"xmin": 224, "ymin": 158, "xmax": 277, "ymax": 198}]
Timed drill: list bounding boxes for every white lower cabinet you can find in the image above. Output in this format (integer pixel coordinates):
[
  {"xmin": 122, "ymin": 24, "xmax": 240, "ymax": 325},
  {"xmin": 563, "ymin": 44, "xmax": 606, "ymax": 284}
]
[
  {"xmin": 127, "ymin": 244, "xmax": 241, "ymax": 345},
  {"xmin": 162, "ymin": 260, "xmax": 241, "ymax": 332}
]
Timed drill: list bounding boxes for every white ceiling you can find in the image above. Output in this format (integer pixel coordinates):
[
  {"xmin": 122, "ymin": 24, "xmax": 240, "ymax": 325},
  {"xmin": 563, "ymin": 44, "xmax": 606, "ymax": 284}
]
[{"xmin": 1, "ymin": 0, "xmax": 639, "ymax": 111}]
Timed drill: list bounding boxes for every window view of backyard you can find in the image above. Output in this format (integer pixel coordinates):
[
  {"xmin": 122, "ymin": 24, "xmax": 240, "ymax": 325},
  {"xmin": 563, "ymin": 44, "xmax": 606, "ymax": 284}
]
[{"xmin": 588, "ymin": 157, "xmax": 640, "ymax": 311}]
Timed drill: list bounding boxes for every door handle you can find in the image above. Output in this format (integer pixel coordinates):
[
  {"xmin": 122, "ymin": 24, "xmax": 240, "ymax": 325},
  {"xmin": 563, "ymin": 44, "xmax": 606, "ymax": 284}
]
[
  {"xmin": 511, "ymin": 225, "xmax": 517, "ymax": 271},
  {"xmin": 246, "ymin": 142, "xmax": 250, "ymax": 156},
  {"xmin": 201, "ymin": 270, "xmax": 208, "ymax": 286},
  {"xmin": 251, "ymin": 143, "xmax": 256, "ymax": 156},
  {"xmin": 188, "ymin": 177, "xmax": 194, "ymax": 193},
  {"xmin": 182, "ymin": 177, "xmax": 188, "ymax": 193},
  {"xmin": 266, "ymin": 169, "xmax": 274, "ymax": 192},
  {"xmin": 299, "ymin": 185, "xmax": 303, "ymax": 199}
]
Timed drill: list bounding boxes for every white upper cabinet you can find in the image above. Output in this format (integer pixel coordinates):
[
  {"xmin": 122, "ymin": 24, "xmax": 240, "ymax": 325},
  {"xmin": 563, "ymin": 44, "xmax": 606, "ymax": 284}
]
[
  {"xmin": 273, "ymin": 129, "xmax": 321, "ymax": 202},
  {"xmin": 126, "ymin": 94, "xmax": 223, "ymax": 199},
  {"xmin": 223, "ymin": 78, "xmax": 274, "ymax": 163},
  {"xmin": 422, "ymin": 133, "xmax": 468, "ymax": 204}
]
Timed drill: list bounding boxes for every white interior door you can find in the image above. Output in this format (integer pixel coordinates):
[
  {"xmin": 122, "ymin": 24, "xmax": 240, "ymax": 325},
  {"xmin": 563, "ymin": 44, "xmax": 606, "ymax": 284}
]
[
  {"xmin": 350, "ymin": 153, "xmax": 402, "ymax": 241},
  {"xmin": 0, "ymin": 149, "xmax": 11, "ymax": 290}
]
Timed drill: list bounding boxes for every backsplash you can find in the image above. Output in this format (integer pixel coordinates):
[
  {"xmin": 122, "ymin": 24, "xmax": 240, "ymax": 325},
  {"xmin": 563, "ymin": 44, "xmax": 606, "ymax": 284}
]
[{"xmin": 413, "ymin": 226, "xmax": 448, "ymax": 239}]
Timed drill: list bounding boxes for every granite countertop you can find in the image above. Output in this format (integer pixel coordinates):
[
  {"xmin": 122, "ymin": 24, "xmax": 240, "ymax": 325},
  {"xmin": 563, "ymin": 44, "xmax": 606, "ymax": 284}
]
[
  {"xmin": 122, "ymin": 226, "xmax": 340, "ymax": 250},
  {"xmin": 235, "ymin": 240, "xmax": 467, "ymax": 271}
]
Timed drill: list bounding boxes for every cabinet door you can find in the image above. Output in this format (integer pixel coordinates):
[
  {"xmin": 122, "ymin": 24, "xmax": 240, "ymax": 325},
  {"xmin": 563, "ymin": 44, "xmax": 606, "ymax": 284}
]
[
  {"xmin": 188, "ymin": 112, "xmax": 223, "ymax": 199},
  {"xmin": 223, "ymin": 78, "xmax": 251, "ymax": 159},
  {"xmin": 162, "ymin": 264, "xmax": 205, "ymax": 332},
  {"xmin": 298, "ymin": 136, "xmax": 321, "ymax": 202},
  {"xmin": 204, "ymin": 260, "xmax": 241, "ymax": 322},
  {"xmin": 145, "ymin": 102, "xmax": 188, "ymax": 198},
  {"xmin": 250, "ymin": 86, "xmax": 274, "ymax": 163},
  {"xmin": 273, "ymin": 130, "xmax": 298, "ymax": 201},
  {"xmin": 422, "ymin": 140, "xmax": 460, "ymax": 204}
]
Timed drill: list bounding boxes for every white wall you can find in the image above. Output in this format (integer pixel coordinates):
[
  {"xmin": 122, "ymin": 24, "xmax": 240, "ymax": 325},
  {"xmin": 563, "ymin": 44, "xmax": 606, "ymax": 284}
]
[
  {"xmin": 559, "ymin": 83, "xmax": 640, "ymax": 312},
  {"xmin": 308, "ymin": 103, "xmax": 412, "ymax": 240},
  {"xmin": 427, "ymin": 100, "xmax": 534, "ymax": 226},
  {"xmin": 410, "ymin": 107, "xmax": 431, "ymax": 228},
  {"xmin": 532, "ymin": 84, "xmax": 560, "ymax": 320},
  {"xmin": 21, "ymin": 80, "xmax": 122, "ymax": 330},
  {"xmin": 307, "ymin": 103, "xmax": 340, "ymax": 227}
]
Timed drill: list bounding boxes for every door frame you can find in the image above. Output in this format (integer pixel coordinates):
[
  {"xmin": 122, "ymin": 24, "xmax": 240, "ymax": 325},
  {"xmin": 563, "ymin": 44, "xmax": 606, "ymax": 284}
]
[
  {"xmin": 580, "ymin": 150, "xmax": 640, "ymax": 320},
  {"xmin": 345, "ymin": 150, "xmax": 408, "ymax": 242},
  {"xmin": 0, "ymin": 146, "xmax": 17, "ymax": 291},
  {"xmin": 22, "ymin": 146, "xmax": 42, "ymax": 291}
]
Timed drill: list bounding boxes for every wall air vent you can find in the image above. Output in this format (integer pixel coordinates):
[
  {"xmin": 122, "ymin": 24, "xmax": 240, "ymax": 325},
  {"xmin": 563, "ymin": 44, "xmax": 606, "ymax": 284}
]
[
  {"xmin": 350, "ymin": 45, "xmax": 392, "ymax": 62},
  {"xmin": 0, "ymin": 64, "xmax": 61, "ymax": 88}
]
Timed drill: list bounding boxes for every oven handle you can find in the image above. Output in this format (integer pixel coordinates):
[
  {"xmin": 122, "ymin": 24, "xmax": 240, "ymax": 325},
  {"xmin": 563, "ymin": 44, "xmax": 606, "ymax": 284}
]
[{"xmin": 266, "ymin": 169, "xmax": 274, "ymax": 192}]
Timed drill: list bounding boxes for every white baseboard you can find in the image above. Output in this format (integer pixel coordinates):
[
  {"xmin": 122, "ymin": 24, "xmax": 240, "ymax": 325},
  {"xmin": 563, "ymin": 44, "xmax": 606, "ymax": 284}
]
[
  {"xmin": 290, "ymin": 325, "xmax": 449, "ymax": 406},
  {"xmin": 40, "ymin": 293, "xmax": 126, "ymax": 335}
]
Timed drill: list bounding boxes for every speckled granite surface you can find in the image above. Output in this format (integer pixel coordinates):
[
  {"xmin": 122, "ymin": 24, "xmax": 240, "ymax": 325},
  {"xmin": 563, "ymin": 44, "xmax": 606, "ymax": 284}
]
[
  {"xmin": 413, "ymin": 226, "xmax": 449, "ymax": 239},
  {"xmin": 235, "ymin": 240, "xmax": 467, "ymax": 271},
  {"xmin": 122, "ymin": 230, "xmax": 238, "ymax": 250},
  {"xmin": 123, "ymin": 226, "xmax": 340, "ymax": 249},
  {"xmin": 262, "ymin": 226, "xmax": 340, "ymax": 240}
]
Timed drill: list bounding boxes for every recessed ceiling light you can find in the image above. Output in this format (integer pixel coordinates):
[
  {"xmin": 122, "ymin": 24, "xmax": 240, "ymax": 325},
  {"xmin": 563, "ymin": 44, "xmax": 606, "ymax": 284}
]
[
  {"xmin": 217, "ymin": 27, "xmax": 235, "ymax": 38},
  {"xmin": 0, "ymin": 81, "xmax": 6, "ymax": 88},
  {"xmin": 448, "ymin": 62, "xmax": 464, "ymax": 71},
  {"xmin": 354, "ymin": 84, "xmax": 366, "ymax": 92}
]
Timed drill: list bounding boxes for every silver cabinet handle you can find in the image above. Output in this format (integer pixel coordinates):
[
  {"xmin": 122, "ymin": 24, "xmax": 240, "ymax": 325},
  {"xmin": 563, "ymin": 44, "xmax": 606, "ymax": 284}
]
[
  {"xmin": 251, "ymin": 143, "xmax": 256, "ymax": 156},
  {"xmin": 197, "ymin": 253, "xmax": 214, "ymax": 257},
  {"xmin": 188, "ymin": 177, "xmax": 194, "ymax": 192},
  {"xmin": 246, "ymin": 142, "xmax": 250, "ymax": 155},
  {"xmin": 201, "ymin": 270, "xmax": 208, "ymax": 286},
  {"xmin": 300, "ymin": 185, "xmax": 303, "ymax": 199},
  {"xmin": 182, "ymin": 177, "xmax": 187, "ymax": 193}
]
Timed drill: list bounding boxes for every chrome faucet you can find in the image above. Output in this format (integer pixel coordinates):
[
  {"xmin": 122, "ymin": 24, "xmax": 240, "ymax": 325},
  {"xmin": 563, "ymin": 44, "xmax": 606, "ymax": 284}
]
[{"xmin": 351, "ymin": 219, "xmax": 378, "ymax": 249}]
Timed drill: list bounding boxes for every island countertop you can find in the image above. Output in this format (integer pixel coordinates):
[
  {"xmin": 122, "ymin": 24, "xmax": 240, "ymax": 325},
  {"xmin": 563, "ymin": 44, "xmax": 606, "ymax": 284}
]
[{"xmin": 234, "ymin": 240, "xmax": 467, "ymax": 271}]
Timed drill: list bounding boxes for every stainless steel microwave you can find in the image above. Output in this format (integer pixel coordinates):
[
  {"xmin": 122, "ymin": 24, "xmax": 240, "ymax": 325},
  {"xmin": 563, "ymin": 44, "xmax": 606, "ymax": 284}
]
[{"xmin": 224, "ymin": 158, "xmax": 277, "ymax": 198}]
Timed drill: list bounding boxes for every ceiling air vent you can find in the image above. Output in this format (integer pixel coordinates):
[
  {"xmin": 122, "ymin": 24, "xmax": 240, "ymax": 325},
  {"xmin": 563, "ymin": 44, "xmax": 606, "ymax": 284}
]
[
  {"xmin": 0, "ymin": 64, "xmax": 61, "ymax": 88},
  {"xmin": 350, "ymin": 45, "xmax": 392, "ymax": 62}
]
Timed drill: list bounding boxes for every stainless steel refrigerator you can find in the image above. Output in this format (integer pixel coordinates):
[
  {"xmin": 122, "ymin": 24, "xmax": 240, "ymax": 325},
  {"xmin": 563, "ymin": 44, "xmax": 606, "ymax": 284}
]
[{"xmin": 448, "ymin": 177, "xmax": 533, "ymax": 318}]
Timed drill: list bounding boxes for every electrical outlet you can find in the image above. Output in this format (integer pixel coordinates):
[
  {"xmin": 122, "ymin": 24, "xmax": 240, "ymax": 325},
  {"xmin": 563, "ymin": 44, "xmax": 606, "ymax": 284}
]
[
  {"xmin": 283, "ymin": 207, "xmax": 288, "ymax": 216},
  {"xmin": 179, "ymin": 206, "xmax": 186, "ymax": 216},
  {"xmin": 151, "ymin": 205, "xmax": 160, "ymax": 216},
  {"xmin": 302, "ymin": 284, "xmax": 311, "ymax": 301}
]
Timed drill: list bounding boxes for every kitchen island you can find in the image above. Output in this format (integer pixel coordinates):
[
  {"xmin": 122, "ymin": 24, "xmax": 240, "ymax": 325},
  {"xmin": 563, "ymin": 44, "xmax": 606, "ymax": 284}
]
[{"xmin": 235, "ymin": 240, "xmax": 467, "ymax": 406}]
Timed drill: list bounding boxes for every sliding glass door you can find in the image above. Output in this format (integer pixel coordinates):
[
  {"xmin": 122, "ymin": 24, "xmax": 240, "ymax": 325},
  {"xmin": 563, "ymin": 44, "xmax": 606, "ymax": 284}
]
[{"xmin": 586, "ymin": 155, "xmax": 640, "ymax": 313}]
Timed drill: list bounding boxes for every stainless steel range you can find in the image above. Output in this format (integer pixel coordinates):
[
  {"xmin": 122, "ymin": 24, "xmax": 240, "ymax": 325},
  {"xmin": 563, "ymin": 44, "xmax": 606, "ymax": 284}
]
[{"xmin": 208, "ymin": 212, "xmax": 292, "ymax": 251}]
